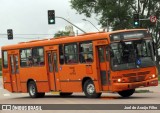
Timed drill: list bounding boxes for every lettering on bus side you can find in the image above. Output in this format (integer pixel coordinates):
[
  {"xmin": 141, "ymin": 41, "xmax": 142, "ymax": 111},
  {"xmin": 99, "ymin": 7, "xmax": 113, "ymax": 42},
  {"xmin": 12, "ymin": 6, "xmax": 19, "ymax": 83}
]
[{"xmin": 69, "ymin": 67, "xmax": 76, "ymax": 75}]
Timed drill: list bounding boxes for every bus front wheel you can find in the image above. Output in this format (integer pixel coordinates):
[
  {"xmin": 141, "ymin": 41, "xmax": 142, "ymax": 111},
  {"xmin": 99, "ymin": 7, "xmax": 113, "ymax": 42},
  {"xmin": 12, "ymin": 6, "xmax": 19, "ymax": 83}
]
[
  {"xmin": 28, "ymin": 81, "xmax": 45, "ymax": 98},
  {"xmin": 83, "ymin": 79, "xmax": 101, "ymax": 98},
  {"xmin": 118, "ymin": 89, "xmax": 135, "ymax": 98}
]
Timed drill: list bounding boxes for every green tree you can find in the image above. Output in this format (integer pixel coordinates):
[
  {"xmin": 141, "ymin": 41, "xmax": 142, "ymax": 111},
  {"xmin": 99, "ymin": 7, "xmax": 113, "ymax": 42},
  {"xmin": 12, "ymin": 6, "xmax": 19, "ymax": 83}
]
[
  {"xmin": 70, "ymin": 0, "xmax": 160, "ymax": 63},
  {"xmin": 0, "ymin": 58, "xmax": 2, "ymax": 71},
  {"xmin": 54, "ymin": 31, "xmax": 70, "ymax": 37}
]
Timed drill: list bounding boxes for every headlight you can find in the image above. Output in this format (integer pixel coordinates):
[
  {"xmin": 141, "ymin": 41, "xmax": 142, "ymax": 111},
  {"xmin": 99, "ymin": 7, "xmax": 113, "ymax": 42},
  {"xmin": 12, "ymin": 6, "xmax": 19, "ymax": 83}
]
[
  {"xmin": 152, "ymin": 74, "xmax": 156, "ymax": 78},
  {"xmin": 117, "ymin": 78, "xmax": 121, "ymax": 82}
]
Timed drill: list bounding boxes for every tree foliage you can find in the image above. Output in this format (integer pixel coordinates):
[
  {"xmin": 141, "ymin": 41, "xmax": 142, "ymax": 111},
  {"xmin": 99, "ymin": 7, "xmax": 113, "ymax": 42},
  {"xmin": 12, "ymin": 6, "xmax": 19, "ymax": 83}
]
[
  {"xmin": 71, "ymin": 0, "xmax": 159, "ymax": 29},
  {"xmin": 54, "ymin": 31, "xmax": 70, "ymax": 38},
  {"xmin": 71, "ymin": 0, "xmax": 160, "ymax": 62},
  {"xmin": 0, "ymin": 58, "xmax": 2, "ymax": 71}
]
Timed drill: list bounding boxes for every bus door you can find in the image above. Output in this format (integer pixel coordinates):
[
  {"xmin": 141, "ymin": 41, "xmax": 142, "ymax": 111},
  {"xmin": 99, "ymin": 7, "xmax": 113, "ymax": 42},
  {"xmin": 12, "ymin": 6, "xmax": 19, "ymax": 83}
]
[
  {"xmin": 46, "ymin": 51, "xmax": 58, "ymax": 91},
  {"xmin": 97, "ymin": 46, "xmax": 110, "ymax": 91},
  {"xmin": 9, "ymin": 54, "xmax": 20, "ymax": 92}
]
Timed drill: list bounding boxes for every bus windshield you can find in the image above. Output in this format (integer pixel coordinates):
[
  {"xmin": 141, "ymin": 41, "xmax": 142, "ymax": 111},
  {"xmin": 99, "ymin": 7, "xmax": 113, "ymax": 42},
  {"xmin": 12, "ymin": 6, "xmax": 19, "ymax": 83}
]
[{"xmin": 110, "ymin": 39, "xmax": 155, "ymax": 71}]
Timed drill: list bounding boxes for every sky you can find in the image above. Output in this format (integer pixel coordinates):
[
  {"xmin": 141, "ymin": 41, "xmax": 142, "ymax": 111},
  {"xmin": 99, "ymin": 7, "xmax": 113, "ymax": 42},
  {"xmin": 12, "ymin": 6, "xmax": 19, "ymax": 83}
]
[{"xmin": 0, "ymin": 0, "xmax": 101, "ymax": 57}]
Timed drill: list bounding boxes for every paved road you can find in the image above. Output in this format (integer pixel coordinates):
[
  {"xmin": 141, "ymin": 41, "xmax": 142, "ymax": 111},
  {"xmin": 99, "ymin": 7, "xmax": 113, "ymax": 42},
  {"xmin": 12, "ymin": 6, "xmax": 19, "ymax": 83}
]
[{"xmin": 0, "ymin": 77, "xmax": 159, "ymax": 113}]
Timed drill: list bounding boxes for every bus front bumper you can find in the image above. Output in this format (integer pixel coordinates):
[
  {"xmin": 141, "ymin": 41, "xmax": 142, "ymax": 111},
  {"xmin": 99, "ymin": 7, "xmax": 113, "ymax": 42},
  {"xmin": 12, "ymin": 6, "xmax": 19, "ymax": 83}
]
[{"xmin": 112, "ymin": 78, "xmax": 158, "ymax": 92}]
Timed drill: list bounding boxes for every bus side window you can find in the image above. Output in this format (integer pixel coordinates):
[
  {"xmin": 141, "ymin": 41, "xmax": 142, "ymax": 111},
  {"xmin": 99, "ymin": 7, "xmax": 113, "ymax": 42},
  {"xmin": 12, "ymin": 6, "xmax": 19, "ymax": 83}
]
[
  {"xmin": 98, "ymin": 47, "xmax": 104, "ymax": 62},
  {"xmin": 2, "ymin": 51, "xmax": 8, "ymax": 68},
  {"xmin": 10, "ymin": 55, "xmax": 15, "ymax": 74},
  {"xmin": 79, "ymin": 42, "xmax": 93, "ymax": 63},
  {"xmin": 32, "ymin": 47, "xmax": 44, "ymax": 66},
  {"xmin": 106, "ymin": 46, "xmax": 109, "ymax": 61},
  {"xmin": 15, "ymin": 56, "xmax": 19, "ymax": 73},
  {"xmin": 59, "ymin": 45, "xmax": 64, "ymax": 64},
  {"xmin": 64, "ymin": 43, "xmax": 78, "ymax": 64},
  {"xmin": 20, "ymin": 49, "xmax": 32, "ymax": 67}
]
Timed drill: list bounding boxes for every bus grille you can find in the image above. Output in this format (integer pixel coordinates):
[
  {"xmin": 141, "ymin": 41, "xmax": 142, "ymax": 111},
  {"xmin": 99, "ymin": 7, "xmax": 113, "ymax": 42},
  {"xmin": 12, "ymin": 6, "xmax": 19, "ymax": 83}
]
[
  {"xmin": 129, "ymin": 76, "xmax": 146, "ymax": 82},
  {"xmin": 137, "ymin": 71, "xmax": 150, "ymax": 75},
  {"xmin": 123, "ymin": 73, "xmax": 136, "ymax": 77}
]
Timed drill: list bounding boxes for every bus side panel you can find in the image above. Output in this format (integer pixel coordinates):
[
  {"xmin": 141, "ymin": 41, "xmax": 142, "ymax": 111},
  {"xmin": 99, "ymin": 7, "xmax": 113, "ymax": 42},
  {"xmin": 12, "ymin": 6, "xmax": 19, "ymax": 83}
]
[
  {"xmin": 19, "ymin": 67, "xmax": 50, "ymax": 93},
  {"xmin": 3, "ymin": 83, "xmax": 12, "ymax": 92},
  {"xmin": 60, "ymin": 81, "xmax": 82, "ymax": 92},
  {"xmin": 20, "ymin": 83, "xmax": 27, "ymax": 93},
  {"xmin": 36, "ymin": 82, "xmax": 50, "ymax": 92},
  {"xmin": 2, "ymin": 68, "xmax": 13, "ymax": 92},
  {"xmin": 59, "ymin": 63, "xmax": 100, "ymax": 92}
]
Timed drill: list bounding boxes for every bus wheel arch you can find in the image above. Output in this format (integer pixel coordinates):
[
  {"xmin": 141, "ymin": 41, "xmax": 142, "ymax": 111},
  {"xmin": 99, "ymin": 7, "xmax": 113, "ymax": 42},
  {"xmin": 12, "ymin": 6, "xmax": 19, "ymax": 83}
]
[
  {"xmin": 82, "ymin": 77, "xmax": 91, "ymax": 91},
  {"xmin": 27, "ymin": 79, "xmax": 45, "ymax": 98},
  {"xmin": 27, "ymin": 79, "xmax": 34, "ymax": 92},
  {"xmin": 82, "ymin": 77, "xmax": 101, "ymax": 98}
]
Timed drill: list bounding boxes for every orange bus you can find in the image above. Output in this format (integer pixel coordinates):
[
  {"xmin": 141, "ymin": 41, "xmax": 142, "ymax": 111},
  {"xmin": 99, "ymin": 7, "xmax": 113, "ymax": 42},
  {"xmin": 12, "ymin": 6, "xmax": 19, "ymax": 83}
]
[{"xmin": 1, "ymin": 29, "xmax": 158, "ymax": 98}]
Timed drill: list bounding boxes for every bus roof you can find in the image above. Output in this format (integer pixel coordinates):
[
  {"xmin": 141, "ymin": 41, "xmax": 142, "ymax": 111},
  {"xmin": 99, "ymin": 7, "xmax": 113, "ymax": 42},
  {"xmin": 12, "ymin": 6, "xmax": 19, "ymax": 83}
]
[{"xmin": 1, "ymin": 29, "xmax": 147, "ymax": 50}]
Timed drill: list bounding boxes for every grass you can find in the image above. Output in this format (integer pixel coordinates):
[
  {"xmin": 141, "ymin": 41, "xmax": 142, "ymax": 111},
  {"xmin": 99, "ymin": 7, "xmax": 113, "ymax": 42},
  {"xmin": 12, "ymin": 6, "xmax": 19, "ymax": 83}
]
[
  {"xmin": 159, "ymin": 76, "xmax": 160, "ymax": 81},
  {"xmin": 0, "ymin": 73, "xmax": 2, "ymax": 76}
]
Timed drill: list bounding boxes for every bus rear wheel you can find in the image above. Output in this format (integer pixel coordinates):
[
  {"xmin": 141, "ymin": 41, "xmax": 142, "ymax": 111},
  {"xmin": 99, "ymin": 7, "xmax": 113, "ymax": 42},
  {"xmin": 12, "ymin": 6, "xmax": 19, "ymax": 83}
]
[
  {"xmin": 60, "ymin": 92, "xmax": 73, "ymax": 96},
  {"xmin": 28, "ymin": 81, "xmax": 45, "ymax": 98},
  {"xmin": 83, "ymin": 79, "xmax": 101, "ymax": 98},
  {"xmin": 118, "ymin": 89, "xmax": 135, "ymax": 98}
]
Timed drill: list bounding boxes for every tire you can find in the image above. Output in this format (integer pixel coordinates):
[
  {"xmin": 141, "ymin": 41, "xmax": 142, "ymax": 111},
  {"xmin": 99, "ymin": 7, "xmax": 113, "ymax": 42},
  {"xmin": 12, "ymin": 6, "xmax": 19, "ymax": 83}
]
[
  {"xmin": 83, "ymin": 79, "xmax": 101, "ymax": 98},
  {"xmin": 118, "ymin": 89, "xmax": 135, "ymax": 98},
  {"xmin": 60, "ymin": 92, "xmax": 73, "ymax": 96},
  {"xmin": 28, "ymin": 81, "xmax": 45, "ymax": 98},
  {"xmin": 38, "ymin": 93, "xmax": 45, "ymax": 98}
]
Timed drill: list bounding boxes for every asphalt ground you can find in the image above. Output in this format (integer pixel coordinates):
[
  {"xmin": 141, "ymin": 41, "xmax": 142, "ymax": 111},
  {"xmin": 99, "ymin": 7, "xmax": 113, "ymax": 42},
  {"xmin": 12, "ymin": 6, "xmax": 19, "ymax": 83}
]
[{"xmin": 0, "ymin": 77, "xmax": 159, "ymax": 113}]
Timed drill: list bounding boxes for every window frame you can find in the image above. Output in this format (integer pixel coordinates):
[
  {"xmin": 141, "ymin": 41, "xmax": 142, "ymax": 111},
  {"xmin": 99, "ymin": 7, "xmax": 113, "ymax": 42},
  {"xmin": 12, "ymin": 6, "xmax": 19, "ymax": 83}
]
[
  {"xmin": 32, "ymin": 47, "xmax": 45, "ymax": 66},
  {"xmin": 59, "ymin": 44, "xmax": 64, "ymax": 65},
  {"xmin": 64, "ymin": 43, "xmax": 78, "ymax": 64},
  {"xmin": 20, "ymin": 47, "xmax": 45, "ymax": 67},
  {"xmin": 79, "ymin": 41, "xmax": 93, "ymax": 63},
  {"xmin": 20, "ymin": 48, "xmax": 32, "ymax": 67}
]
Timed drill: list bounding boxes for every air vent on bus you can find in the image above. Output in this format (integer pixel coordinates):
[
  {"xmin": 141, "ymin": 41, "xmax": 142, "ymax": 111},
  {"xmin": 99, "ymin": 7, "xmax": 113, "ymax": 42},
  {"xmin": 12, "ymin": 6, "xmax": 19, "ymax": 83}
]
[
  {"xmin": 137, "ymin": 71, "xmax": 150, "ymax": 75},
  {"xmin": 123, "ymin": 73, "xmax": 136, "ymax": 77}
]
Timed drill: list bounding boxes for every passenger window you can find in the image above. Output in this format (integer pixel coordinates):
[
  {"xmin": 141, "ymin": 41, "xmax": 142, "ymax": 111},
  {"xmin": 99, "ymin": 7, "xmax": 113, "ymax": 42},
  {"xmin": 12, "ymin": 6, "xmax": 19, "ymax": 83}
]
[
  {"xmin": 98, "ymin": 47, "xmax": 105, "ymax": 62},
  {"xmin": 106, "ymin": 46, "xmax": 109, "ymax": 61},
  {"xmin": 79, "ymin": 42, "xmax": 93, "ymax": 63},
  {"xmin": 48, "ymin": 53, "xmax": 53, "ymax": 72},
  {"xmin": 20, "ymin": 49, "xmax": 32, "ymax": 67},
  {"xmin": 15, "ymin": 56, "xmax": 19, "ymax": 73},
  {"xmin": 2, "ymin": 51, "xmax": 8, "ymax": 68},
  {"xmin": 64, "ymin": 43, "xmax": 78, "ymax": 64},
  {"xmin": 10, "ymin": 55, "xmax": 15, "ymax": 74},
  {"xmin": 32, "ymin": 47, "xmax": 44, "ymax": 66},
  {"xmin": 59, "ymin": 45, "xmax": 64, "ymax": 64},
  {"xmin": 53, "ymin": 52, "xmax": 58, "ymax": 72}
]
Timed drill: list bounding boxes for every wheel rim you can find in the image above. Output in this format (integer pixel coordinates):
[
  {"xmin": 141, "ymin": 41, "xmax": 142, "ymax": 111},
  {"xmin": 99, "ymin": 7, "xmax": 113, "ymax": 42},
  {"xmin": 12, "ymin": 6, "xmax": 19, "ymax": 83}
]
[
  {"xmin": 29, "ymin": 84, "xmax": 35, "ymax": 96},
  {"xmin": 87, "ymin": 84, "xmax": 95, "ymax": 95}
]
